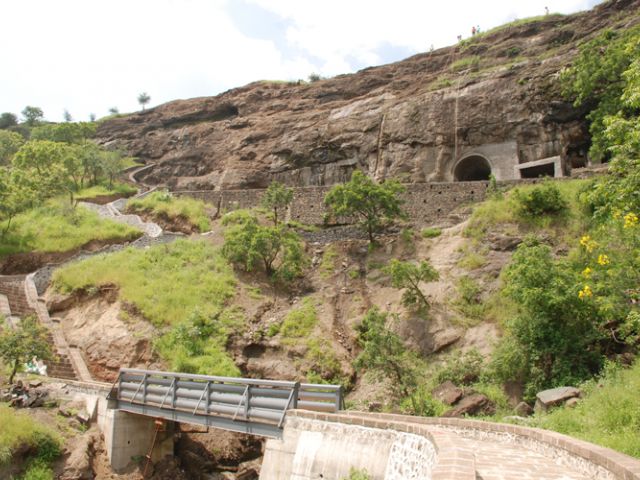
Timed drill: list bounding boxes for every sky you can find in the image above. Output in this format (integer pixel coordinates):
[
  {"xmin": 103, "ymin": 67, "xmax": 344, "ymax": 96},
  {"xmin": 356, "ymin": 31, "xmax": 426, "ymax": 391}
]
[{"xmin": 2, "ymin": 0, "xmax": 602, "ymax": 122}]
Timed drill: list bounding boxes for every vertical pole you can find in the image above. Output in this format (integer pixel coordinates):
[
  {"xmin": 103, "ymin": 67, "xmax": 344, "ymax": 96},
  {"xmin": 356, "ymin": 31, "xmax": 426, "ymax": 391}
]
[
  {"xmin": 244, "ymin": 386, "xmax": 251, "ymax": 419},
  {"xmin": 172, "ymin": 377, "xmax": 178, "ymax": 409},
  {"xmin": 205, "ymin": 381, "xmax": 210, "ymax": 415},
  {"xmin": 337, "ymin": 386, "xmax": 343, "ymax": 412},
  {"xmin": 142, "ymin": 374, "xmax": 148, "ymax": 404},
  {"xmin": 292, "ymin": 382, "xmax": 299, "ymax": 410}
]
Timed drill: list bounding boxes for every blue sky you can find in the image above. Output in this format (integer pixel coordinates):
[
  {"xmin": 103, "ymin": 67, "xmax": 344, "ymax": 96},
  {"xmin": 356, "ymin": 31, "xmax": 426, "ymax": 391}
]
[{"xmin": 2, "ymin": 0, "xmax": 601, "ymax": 122}]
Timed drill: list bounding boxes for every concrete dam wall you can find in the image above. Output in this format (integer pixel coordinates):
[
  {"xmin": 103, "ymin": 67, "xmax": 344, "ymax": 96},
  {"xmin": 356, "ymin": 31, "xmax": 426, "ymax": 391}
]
[{"xmin": 260, "ymin": 416, "xmax": 437, "ymax": 480}]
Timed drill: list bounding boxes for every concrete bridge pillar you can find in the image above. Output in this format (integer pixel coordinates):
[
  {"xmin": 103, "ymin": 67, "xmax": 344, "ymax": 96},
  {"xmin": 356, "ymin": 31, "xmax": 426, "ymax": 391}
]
[{"xmin": 104, "ymin": 409, "xmax": 175, "ymax": 472}]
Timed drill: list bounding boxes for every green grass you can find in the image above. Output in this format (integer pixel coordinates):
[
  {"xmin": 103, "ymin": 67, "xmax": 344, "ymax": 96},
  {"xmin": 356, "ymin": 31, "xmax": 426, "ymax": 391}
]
[
  {"xmin": 52, "ymin": 239, "xmax": 236, "ymax": 326},
  {"xmin": 421, "ymin": 227, "xmax": 442, "ymax": 238},
  {"xmin": 320, "ymin": 245, "xmax": 339, "ymax": 279},
  {"xmin": 451, "ymin": 56, "xmax": 481, "ymax": 72},
  {"xmin": 533, "ymin": 361, "xmax": 640, "ymax": 458},
  {"xmin": 0, "ymin": 201, "xmax": 142, "ymax": 257},
  {"xmin": 75, "ymin": 182, "xmax": 137, "ymax": 200},
  {"xmin": 280, "ymin": 297, "xmax": 318, "ymax": 342},
  {"xmin": 127, "ymin": 191, "xmax": 211, "ymax": 232},
  {"xmin": 0, "ymin": 404, "xmax": 61, "ymax": 468}
]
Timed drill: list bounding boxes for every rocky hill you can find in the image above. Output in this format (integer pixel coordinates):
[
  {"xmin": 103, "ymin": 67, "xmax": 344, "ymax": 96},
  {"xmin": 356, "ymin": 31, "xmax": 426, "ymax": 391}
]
[{"xmin": 96, "ymin": 0, "xmax": 639, "ymax": 191}]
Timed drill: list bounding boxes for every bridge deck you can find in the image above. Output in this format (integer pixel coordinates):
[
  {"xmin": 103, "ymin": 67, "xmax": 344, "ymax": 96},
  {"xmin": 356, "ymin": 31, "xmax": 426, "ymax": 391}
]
[{"xmin": 110, "ymin": 368, "xmax": 343, "ymax": 438}]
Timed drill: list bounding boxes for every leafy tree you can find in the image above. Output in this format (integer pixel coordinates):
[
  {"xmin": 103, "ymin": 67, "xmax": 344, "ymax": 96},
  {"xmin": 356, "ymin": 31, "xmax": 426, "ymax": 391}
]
[
  {"xmin": 0, "ymin": 130, "xmax": 25, "ymax": 165},
  {"xmin": 0, "ymin": 316, "xmax": 52, "ymax": 384},
  {"xmin": 63, "ymin": 109, "xmax": 73, "ymax": 122},
  {"xmin": 12, "ymin": 140, "xmax": 82, "ymax": 205},
  {"xmin": 383, "ymin": 259, "xmax": 439, "ymax": 311},
  {"xmin": 222, "ymin": 213, "xmax": 305, "ymax": 282},
  {"xmin": 137, "ymin": 92, "xmax": 151, "ymax": 110},
  {"xmin": 324, "ymin": 170, "xmax": 406, "ymax": 242},
  {"xmin": 31, "ymin": 122, "xmax": 96, "ymax": 144},
  {"xmin": 261, "ymin": 181, "xmax": 293, "ymax": 226},
  {"xmin": 494, "ymin": 238, "xmax": 603, "ymax": 399},
  {"xmin": 99, "ymin": 149, "xmax": 126, "ymax": 188},
  {"xmin": 0, "ymin": 112, "xmax": 18, "ymax": 130},
  {"xmin": 561, "ymin": 26, "xmax": 640, "ymax": 161},
  {"xmin": 0, "ymin": 168, "xmax": 35, "ymax": 237},
  {"xmin": 354, "ymin": 307, "xmax": 421, "ymax": 409},
  {"xmin": 108, "ymin": 107, "xmax": 119, "ymax": 115},
  {"xmin": 21, "ymin": 106, "xmax": 44, "ymax": 126}
]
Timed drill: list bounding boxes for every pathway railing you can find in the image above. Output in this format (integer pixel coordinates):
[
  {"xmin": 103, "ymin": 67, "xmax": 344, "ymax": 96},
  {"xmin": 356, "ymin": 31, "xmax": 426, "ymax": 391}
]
[{"xmin": 109, "ymin": 368, "xmax": 343, "ymax": 438}]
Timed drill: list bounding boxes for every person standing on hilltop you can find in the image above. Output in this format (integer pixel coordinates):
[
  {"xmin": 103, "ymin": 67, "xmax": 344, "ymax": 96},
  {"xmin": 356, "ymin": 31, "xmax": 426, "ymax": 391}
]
[{"xmin": 472, "ymin": 26, "xmax": 476, "ymax": 35}]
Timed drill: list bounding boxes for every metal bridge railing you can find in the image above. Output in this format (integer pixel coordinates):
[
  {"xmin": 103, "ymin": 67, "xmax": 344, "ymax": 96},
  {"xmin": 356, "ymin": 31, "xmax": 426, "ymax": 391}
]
[{"xmin": 109, "ymin": 368, "xmax": 343, "ymax": 438}]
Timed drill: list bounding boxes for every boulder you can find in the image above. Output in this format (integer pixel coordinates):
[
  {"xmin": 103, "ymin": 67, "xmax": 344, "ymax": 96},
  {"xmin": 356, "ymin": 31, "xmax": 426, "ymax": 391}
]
[
  {"xmin": 430, "ymin": 329, "xmax": 462, "ymax": 353},
  {"xmin": 534, "ymin": 386, "xmax": 581, "ymax": 412},
  {"xmin": 487, "ymin": 234, "xmax": 523, "ymax": 251},
  {"xmin": 442, "ymin": 393, "xmax": 496, "ymax": 417},
  {"xmin": 565, "ymin": 397, "xmax": 580, "ymax": 408},
  {"xmin": 431, "ymin": 381, "xmax": 463, "ymax": 406},
  {"xmin": 514, "ymin": 401, "xmax": 533, "ymax": 417}
]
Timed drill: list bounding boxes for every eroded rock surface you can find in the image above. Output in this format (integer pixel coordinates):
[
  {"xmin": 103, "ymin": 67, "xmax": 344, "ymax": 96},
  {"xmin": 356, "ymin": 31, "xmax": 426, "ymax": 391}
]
[{"xmin": 96, "ymin": 1, "xmax": 640, "ymax": 191}]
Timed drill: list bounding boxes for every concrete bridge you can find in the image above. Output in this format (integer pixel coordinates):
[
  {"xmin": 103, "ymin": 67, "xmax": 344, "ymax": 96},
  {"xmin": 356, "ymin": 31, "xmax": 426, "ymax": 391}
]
[{"xmin": 70, "ymin": 368, "xmax": 640, "ymax": 479}]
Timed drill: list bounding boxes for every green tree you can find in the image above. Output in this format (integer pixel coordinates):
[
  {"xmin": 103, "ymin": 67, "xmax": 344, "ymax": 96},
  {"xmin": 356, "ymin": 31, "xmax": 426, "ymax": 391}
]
[
  {"xmin": 89, "ymin": 113, "xmax": 96, "ymax": 122},
  {"xmin": 222, "ymin": 213, "xmax": 305, "ymax": 282},
  {"xmin": 324, "ymin": 170, "xmax": 406, "ymax": 242},
  {"xmin": 261, "ymin": 181, "xmax": 293, "ymax": 226},
  {"xmin": 12, "ymin": 140, "xmax": 82, "ymax": 205},
  {"xmin": 560, "ymin": 26, "xmax": 640, "ymax": 161},
  {"xmin": 31, "ymin": 122, "xmax": 96, "ymax": 144},
  {"xmin": 495, "ymin": 238, "xmax": 603, "ymax": 399},
  {"xmin": 354, "ymin": 307, "xmax": 421, "ymax": 409},
  {"xmin": 383, "ymin": 259, "xmax": 439, "ymax": 311},
  {"xmin": 63, "ymin": 109, "xmax": 73, "ymax": 122},
  {"xmin": 108, "ymin": 107, "xmax": 119, "ymax": 115},
  {"xmin": 0, "ymin": 168, "xmax": 35, "ymax": 237},
  {"xmin": 21, "ymin": 106, "xmax": 44, "ymax": 126},
  {"xmin": 137, "ymin": 92, "xmax": 151, "ymax": 110},
  {"xmin": 0, "ymin": 112, "xmax": 18, "ymax": 130},
  {"xmin": 0, "ymin": 130, "xmax": 25, "ymax": 165},
  {"xmin": 99, "ymin": 149, "xmax": 125, "ymax": 188},
  {"xmin": 0, "ymin": 316, "xmax": 52, "ymax": 384}
]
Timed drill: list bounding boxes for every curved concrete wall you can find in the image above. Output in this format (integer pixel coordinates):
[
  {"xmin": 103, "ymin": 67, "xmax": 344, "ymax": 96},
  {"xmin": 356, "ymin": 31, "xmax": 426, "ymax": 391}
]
[
  {"xmin": 261, "ymin": 410, "xmax": 640, "ymax": 480},
  {"xmin": 260, "ymin": 415, "xmax": 437, "ymax": 480}
]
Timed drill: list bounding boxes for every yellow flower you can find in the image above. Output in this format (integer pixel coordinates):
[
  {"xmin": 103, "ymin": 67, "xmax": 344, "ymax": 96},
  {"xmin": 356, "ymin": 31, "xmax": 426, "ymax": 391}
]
[
  {"xmin": 580, "ymin": 235, "xmax": 598, "ymax": 253},
  {"xmin": 578, "ymin": 285, "xmax": 593, "ymax": 299},
  {"xmin": 624, "ymin": 212, "xmax": 639, "ymax": 228},
  {"xmin": 582, "ymin": 267, "xmax": 592, "ymax": 279},
  {"xmin": 613, "ymin": 210, "xmax": 622, "ymax": 219},
  {"xmin": 597, "ymin": 254, "xmax": 610, "ymax": 266}
]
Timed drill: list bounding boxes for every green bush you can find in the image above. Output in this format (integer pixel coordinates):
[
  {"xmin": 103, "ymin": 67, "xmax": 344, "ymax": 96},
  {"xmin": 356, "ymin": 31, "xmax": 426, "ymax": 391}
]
[
  {"xmin": 435, "ymin": 349, "xmax": 484, "ymax": 386},
  {"xmin": 514, "ymin": 182, "xmax": 568, "ymax": 217},
  {"xmin": 280, "ymin": 298, "xmax": 318, "ymax": 341},
  {"xmin": 421, "ymin": 227, "xmax": 442, "ymax": 238},
  {"xmin": 341, "ymin": 468, "xmax": 371, "ymax": 480}
]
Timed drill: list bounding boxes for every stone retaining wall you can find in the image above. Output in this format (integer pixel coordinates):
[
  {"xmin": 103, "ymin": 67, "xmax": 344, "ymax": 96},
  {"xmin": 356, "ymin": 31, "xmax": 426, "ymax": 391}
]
[{"xmin": 175, "ymin": 179, "xmax": 554, "ymax": 226}]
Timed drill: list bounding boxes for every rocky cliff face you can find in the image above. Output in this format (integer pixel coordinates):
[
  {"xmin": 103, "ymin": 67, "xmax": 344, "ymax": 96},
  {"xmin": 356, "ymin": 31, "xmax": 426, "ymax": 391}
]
[{"xmin": 96, "ymin": 0, "xmax": 639, "ymax": 190}]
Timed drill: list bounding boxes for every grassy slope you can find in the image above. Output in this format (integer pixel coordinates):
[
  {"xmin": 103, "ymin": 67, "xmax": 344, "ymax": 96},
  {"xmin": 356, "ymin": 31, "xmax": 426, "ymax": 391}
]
[
  {"xmin": 0, "ymin": 201, "xmax": 142, "ymax": 257},
  {"xmin": 127, "ymin": 191, "xmax": 211, "ymax": 232},
  {"xmin": 534, "ymin": 361, "xmax": 640, "ymax": 458},
  {"xmin": 0, "ymin": 404, "xmax": 60, "ymax": 477},
  {"xmin": 52, "ymin": 239, "xmax": 236, "ymax": 326},
  {"xmin": 75, "ymin": 182, "xmax": 137, "ymax": 200}
]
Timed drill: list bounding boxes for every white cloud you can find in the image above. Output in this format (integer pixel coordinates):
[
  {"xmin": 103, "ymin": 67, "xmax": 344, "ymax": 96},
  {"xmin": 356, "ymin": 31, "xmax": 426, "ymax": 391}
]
[{"xmin": 1, "ymin": 0, "xmax": 601, "ymax": 121}]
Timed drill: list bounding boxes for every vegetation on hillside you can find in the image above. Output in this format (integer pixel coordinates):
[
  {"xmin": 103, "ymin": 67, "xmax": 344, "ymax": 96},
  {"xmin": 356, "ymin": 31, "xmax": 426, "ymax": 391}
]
[
  {"xmin": 0, "ymin": 404, "xmax": 61, "ymax": 479},
  {"xmin": 534, "ymin": 361, "xmax": 640, "ymax": 458},
  {"xmin": 0, "ymin": 201, "xmax": 141, "ymax": 257},
  {"xmin": 52, "ymin": 240, "xmax": 241, "ymax": 375},
  {"xmin": 127, "ymin": 190, "xmax": 211, "ymax": 232},
  {"xmin": 0, "ymin": 316, "xmax": 52, "ymax": 383}
]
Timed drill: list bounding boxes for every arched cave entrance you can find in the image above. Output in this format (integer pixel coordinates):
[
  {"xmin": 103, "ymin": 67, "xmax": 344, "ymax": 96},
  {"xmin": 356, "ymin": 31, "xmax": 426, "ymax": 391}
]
[{"xmin": 453, "ymin": 155, "xmax": 492, "ymax": 181}]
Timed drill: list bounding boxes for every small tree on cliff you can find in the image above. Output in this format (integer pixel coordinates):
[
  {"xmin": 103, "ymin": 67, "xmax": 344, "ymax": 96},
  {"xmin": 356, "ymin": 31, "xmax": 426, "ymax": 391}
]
[
  {"xmin": 324, "ymin": 171, "xmax": 406, "ymax": 243},
  {"xmin": 261, "ymin": 181, "xmax": 293, "ymax": 226},
  {"xmin": 137, "ymin": 92, "xmax": 151, "ymax": 111},
  {"xmin": 383, "ymin": 259, "xmax": 439, "ymax": 311},
  {"xmin": 0, "ymin": 316, "xmax": 52, "ymax": 384}
]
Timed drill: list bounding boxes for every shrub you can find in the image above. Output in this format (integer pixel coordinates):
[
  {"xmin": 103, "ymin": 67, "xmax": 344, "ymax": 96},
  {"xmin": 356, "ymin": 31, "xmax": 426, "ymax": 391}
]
[
  {"xmin": 514, "ymin": 182, "xmax": 568, "ymax": 217},
  {"xmin": 383, "ymin": 259, "xmax": 438, "ymax": 311},
  {"xmin": 127, "ymin": 191, "xmax": 211, "ymax": 232},
  {"xmin": 435, "ymin": 349, "xmax": 484, "ymax": 385},
  {"xmin": 421, "ymin": 227, "xmax": 442, "ymax": 238}
]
